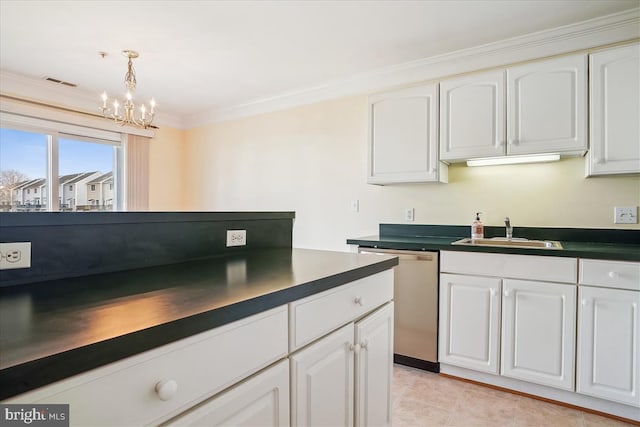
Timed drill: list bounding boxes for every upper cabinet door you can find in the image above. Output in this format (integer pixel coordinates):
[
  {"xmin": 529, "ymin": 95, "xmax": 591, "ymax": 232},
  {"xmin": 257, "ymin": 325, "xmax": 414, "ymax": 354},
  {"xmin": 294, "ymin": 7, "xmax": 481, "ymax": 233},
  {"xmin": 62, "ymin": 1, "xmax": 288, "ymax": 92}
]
[
  {"xmin": 507, "ymin": 54, "xmax": 587, "ymax": 156},
  {"xmin": 588, "ymin": 43, "xmax": 640, "ymax": 176},
  {"xmin": 440, "ymin": 70, "xmax": 506, "ymax": 161},
  {"xmin": 368, "ymin": 84, "xmax": 446, "ymax": 184}
]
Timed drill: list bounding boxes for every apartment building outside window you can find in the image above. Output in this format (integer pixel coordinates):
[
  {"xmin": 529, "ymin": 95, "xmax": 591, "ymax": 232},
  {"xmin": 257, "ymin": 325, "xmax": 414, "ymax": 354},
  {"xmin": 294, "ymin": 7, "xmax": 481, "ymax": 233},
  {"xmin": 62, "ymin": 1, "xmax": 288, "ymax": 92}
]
[{"xmin": 0, "ymin": 124, "xmax": 123, "ymax": 212}]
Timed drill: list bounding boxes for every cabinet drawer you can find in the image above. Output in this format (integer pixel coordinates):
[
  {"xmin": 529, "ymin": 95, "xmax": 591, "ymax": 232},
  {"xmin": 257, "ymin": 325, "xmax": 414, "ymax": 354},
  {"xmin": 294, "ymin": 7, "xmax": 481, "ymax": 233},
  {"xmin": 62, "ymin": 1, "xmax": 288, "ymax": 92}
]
[
  {"xmin": 441, "ymin": 251, "xmax": 577, "ymax": 283},
  {"xmin": 579, "ymin": 259, "xmax": 640, "ymax": 291},
  {"xmin": 289, "ymin": 269, "xmax": 393, "ymax": 351},
  {"xmin": 162, "ymin": 359, "xmax": 290, "ymax": 426},
  {"xmin": 8, "ymin": 306, "xmax": 288, "ymax": 427}
]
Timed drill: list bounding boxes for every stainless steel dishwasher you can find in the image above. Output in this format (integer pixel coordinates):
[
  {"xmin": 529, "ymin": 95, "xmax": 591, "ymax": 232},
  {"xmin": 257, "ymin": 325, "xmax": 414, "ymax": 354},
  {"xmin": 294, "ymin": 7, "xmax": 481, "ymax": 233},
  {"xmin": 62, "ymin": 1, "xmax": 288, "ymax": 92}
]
[{"xmin": 358, "ymin": 247, "xmax": 439, "ymax": 372}]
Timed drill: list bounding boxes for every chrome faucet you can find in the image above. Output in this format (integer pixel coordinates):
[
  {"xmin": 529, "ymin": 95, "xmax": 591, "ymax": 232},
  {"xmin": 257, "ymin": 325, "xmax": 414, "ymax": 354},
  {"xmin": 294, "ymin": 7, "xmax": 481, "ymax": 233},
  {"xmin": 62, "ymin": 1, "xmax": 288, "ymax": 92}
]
[{"xmin": 505, "ymin": 217, "xmax": 513, "ymax": 240}]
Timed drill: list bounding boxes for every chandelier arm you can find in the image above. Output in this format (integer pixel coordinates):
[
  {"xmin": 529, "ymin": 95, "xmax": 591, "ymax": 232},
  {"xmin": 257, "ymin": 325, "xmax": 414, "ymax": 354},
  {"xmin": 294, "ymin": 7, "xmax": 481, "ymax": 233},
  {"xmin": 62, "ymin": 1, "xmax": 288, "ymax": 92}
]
[{"xmin": 99, "ymin": 50, "xmax": 154, "ymax": 129}]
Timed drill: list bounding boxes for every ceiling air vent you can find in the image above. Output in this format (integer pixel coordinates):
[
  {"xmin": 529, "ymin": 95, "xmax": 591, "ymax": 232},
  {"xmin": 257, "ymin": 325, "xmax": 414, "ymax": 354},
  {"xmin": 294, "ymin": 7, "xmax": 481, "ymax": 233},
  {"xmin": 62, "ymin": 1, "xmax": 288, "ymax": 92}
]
[{"xmin": 44, "ymin": 77, "xmax": 77, "ymax": 87}]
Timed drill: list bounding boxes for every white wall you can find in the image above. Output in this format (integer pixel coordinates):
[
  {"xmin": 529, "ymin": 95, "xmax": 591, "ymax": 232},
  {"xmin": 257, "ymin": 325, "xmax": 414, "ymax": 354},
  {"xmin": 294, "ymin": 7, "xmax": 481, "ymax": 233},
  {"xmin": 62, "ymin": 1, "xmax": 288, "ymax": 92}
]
[{"xmin": 183, "ymin": 95, "xmax": 640, "ymax": 252}]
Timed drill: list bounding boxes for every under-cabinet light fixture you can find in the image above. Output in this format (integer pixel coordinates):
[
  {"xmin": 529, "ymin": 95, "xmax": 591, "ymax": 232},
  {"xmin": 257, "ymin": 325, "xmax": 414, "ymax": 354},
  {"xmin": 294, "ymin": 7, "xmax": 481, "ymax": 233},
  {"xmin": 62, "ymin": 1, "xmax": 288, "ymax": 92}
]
[{"xmin": 466, "ymin": 153, "xmax": 560, "ymax": 167}]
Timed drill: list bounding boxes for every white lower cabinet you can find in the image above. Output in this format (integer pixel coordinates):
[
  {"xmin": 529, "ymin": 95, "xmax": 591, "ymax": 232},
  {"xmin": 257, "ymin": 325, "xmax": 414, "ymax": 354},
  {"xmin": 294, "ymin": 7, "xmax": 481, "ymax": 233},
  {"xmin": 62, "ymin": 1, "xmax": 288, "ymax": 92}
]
[
  {"xmin": 163, "ymin": 359, "xmax": 290, "ymax": 426},
  {"xmin": 439, "ymin": 274, "xmax": 501, "ymax": 374},
  {"xmin": 439, "ymin": 251, "xmax": 577, "ymax": 392},
  {"xmin": 290, "ymin": 323, "xmax": 354, "ymax": 427},
  {"xmin": 290, "ymin": 302, "xmax": 394, "ymax": 427},
  {"xmin": 6, "ymin": 269, "xmax": 396, "ymax": 427},
  {"xmin": 577, "ymin": 279, "xmax": 640, "ymax": 407},
  {"xmin": 501, "ymin": 279, "xmax": 576, "ymax": 390},
  {"xmin": 354, "ymin": 302, "xmax": 394, "ymax": 427},
  {"xmin": 440, "ymin": 252, "xmax": 640, "ymax": 422},
  {"xmin": 6, "ymin": 306, "xmax": 290, "ymax": 427}
]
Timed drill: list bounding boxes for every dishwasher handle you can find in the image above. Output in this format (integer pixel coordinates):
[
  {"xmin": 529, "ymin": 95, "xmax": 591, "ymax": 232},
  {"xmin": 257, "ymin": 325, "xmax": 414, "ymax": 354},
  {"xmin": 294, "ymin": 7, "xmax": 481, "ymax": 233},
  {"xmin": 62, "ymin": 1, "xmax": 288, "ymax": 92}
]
[{"xmin": 358, "ymin": 248, "xmax": 434, "ymax": 262}]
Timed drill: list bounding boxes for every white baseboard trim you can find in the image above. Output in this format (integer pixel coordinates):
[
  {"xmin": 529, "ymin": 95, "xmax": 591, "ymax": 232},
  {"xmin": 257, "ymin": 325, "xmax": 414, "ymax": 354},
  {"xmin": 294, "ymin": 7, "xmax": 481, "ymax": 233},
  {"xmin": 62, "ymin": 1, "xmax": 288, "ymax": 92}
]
[{"xmin": 440, "ymin": 363, "xmax": 640, "ymax": 422}]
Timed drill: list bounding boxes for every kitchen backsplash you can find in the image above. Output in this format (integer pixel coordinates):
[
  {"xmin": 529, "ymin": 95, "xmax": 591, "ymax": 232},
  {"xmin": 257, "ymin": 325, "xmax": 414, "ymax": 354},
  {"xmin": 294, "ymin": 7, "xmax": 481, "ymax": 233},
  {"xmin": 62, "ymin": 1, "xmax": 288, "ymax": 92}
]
[{"xmin": 0, "ymin": 211, "xmax": 294, "ymax": 287}]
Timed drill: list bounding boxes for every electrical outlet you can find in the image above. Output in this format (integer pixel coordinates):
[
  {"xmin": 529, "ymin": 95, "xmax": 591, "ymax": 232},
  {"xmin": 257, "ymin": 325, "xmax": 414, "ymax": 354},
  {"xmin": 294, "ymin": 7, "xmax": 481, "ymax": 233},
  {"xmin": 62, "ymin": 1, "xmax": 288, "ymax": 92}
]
[
  {"xmin": 0, "ymin": 242, "xmax": 31, "ymax": 270},
  {"xmin": 405, "ymin": 208, "xmax": 415, "ymax": 222},
  {"xmin": 226, "ymin": 230, "xmax": 247, "ymax": 247},
  {"xmin": 350, "ymin": 199, "xmax": 359, "ymax": 213},
  {"xmin": 614, "ymin": 206, "xmax": 638, "ymax": 224}
]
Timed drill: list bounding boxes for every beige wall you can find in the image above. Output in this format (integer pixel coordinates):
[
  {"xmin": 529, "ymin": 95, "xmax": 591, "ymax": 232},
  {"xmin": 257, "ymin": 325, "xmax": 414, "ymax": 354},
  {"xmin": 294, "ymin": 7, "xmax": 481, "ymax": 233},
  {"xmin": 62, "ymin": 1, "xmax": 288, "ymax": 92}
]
[
  {"xmin": 183, "ymin": 95, "xmax": 640, "ymax": 251},
  {"xmin": 149, "ymin": 126, "xmax": 186, "ymax": 211}
]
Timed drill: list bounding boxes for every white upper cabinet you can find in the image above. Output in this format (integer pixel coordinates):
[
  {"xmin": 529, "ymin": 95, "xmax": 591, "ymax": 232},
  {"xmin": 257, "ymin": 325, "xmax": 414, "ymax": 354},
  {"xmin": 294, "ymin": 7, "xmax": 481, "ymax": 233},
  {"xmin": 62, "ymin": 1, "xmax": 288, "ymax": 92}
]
[
  {"xmin": 507, "ymin": 54, "xmax": 587, "ymax": 156},
  {"xmin": 368, "ymin": 84, "xmax": 447, "ymax": 184},
  {"xmin": 440, "ymin": 54, "xmax": 587, "ymax": 162},
  {"xmin": 587, "ymin": 43, "xmax": 640, "ymax": 176},
  {"xmin": 440, "ymin": 70, "xmax": 506, "ymax": 161}
]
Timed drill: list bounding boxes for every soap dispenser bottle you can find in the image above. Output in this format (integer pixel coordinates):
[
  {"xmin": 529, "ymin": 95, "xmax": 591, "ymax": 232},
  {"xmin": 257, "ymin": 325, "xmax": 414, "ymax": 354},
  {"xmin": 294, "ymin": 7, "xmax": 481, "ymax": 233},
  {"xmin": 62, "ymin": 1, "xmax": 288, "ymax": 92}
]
[{"xmin": 471, "ymin": 212, "xmax": 484, "ymax": 240}]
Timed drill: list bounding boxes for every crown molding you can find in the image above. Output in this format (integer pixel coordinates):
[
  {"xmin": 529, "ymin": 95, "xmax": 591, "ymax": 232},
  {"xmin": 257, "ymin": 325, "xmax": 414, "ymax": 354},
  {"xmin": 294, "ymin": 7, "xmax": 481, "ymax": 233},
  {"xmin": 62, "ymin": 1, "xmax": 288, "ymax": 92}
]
[
  {"xmin": 185, "ymin": 7, "xmax": 640, "ymax": 128},
  {"xmin": 0, "ymin": 71, "xmax": 186, "ymax": 130},
  {"xmin": 1, "ymin": 8, "xmax": 638, "ymax": 130}
]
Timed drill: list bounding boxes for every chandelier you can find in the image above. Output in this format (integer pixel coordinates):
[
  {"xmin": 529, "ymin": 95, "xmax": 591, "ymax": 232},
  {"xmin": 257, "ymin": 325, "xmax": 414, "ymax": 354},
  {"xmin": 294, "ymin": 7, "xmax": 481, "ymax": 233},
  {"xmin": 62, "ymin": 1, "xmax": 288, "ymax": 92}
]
[{"xmin": 100, "ymin": 50, "xmax": 156, "ymax": 129}]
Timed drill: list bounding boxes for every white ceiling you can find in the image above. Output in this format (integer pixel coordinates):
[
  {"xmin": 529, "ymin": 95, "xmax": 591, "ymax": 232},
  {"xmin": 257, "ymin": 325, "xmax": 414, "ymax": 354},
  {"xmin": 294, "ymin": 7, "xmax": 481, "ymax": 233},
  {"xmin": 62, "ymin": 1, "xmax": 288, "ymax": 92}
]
[{"xmin": 1, "ymin": 0, "xmax": 639, "ymax": 125}]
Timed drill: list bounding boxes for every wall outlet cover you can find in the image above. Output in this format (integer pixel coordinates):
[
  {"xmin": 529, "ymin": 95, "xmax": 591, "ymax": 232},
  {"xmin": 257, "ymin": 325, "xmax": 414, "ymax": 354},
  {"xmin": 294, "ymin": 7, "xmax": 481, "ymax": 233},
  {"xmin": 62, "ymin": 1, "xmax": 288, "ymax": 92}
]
[
  {"xmin": 226, "ymin": 230, "xmax": 247, "ymax": 247},
  {"xmin": 0, "ymin": 242, "xmax": 31, "ymax": 270},
  {"xmin": 614, "ymin": 206, "xmax": 638, "ymax": 224},
  {"xmin": 405, "ymin": 208, "xmax": 415, "ymax": 222}
]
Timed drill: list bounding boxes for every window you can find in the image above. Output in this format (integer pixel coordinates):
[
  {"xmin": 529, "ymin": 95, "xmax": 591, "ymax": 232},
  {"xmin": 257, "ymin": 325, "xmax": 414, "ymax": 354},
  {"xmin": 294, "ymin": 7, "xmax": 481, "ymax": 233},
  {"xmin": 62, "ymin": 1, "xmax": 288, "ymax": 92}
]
[
  {"xmin": 0, "ymin": 129, "xmax": 47, "ymax": 211},
  {"xmin": 0, "ymin": 122, "xmax": 123, "ymax": 212}
]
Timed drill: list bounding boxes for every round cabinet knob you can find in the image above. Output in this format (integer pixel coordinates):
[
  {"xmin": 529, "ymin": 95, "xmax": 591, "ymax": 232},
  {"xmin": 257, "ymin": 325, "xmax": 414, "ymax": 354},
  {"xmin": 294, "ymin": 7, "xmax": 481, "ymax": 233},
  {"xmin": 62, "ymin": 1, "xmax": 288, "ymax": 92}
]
[
  {"xmin": 582, "ymin": 299, "xmax": 588, "ymax": 306},
  {"xmin": 361, "ymin": 340, "xmax": 369, "ymax": 351},
  {"xmin": 354, "ymin": 297, "xmax": 364, "ymax": 306},
  {"xmin": 155, "ymin": 379, "xmax": 178, "ymax": 401},
  {"xmin": 504, "ymin": 290, "xmax": 511, "ymax": 297},
  {"xmin": 608, "ymin": 271, "xmax": 620, "ymax": 279},
  {"xmin": 490, "ymin": 289, "xmax": 497, "ymax": 297},
  {"xmin": 349, "ymin": 343, "xmax": 361, "ymax": 353}
]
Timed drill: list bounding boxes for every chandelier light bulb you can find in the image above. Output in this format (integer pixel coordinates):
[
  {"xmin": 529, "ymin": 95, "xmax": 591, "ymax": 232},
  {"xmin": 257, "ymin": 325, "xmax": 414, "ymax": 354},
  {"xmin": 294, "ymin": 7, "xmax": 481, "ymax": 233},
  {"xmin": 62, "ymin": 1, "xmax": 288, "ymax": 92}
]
[{"xmin": 99, "ymin": 50, "xmax": 156, "ymax": 129}]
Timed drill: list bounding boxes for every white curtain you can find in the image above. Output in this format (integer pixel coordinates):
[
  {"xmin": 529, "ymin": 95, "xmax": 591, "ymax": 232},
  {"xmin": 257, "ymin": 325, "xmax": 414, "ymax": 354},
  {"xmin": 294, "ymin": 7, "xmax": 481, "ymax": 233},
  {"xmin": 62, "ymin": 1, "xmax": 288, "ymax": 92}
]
[{"xmin": 126, "ymin": 134, "xmax": 150, "ymax": 211}]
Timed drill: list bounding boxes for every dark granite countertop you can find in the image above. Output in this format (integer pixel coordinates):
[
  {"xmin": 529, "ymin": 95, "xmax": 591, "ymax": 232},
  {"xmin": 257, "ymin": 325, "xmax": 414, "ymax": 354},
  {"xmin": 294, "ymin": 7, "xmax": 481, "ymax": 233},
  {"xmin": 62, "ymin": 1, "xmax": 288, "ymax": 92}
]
[
  {"xmin": 0, "ymin": 248, "xmax": 398, "ymax": 400},
  {"xmin": 347, "ymin": 234, "xmax": 640, "ymax": 261},
  {"xmin": 347, "ymin": 225, "xmax": 640, "ymax": 262}
]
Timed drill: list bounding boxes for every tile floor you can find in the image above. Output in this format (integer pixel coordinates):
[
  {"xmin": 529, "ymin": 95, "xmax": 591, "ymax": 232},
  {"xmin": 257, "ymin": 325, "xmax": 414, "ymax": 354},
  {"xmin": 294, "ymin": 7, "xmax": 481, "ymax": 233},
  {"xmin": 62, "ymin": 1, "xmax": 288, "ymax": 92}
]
[{"xmin": 392, "ymin": 364, "xmax": 638, "ymax": 427}]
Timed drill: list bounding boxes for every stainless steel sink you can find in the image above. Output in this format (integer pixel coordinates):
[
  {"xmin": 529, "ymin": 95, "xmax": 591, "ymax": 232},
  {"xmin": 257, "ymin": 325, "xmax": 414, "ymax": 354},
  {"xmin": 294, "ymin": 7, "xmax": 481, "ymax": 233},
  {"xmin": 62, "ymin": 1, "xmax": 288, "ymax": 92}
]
[{"xmin": 452, "ymin": 237, "xmax": 563, "ymax": 250}]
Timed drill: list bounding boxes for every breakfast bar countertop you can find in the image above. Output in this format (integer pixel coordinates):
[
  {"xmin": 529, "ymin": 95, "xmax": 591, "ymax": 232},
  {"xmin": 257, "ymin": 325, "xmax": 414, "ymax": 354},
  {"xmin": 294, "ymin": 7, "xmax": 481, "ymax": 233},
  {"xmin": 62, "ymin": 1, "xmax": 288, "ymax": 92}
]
[{"xmin": 0, "ymin": 248, "xmax": 398, "ymax": 400}]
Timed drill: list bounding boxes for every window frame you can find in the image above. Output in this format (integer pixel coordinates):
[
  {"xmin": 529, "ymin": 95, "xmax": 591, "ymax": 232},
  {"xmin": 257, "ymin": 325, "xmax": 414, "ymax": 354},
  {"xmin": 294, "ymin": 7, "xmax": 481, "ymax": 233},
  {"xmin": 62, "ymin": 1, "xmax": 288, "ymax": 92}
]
[{"xmin": 0, "ymin": 113, "xmax": 125, "ymax": 212}]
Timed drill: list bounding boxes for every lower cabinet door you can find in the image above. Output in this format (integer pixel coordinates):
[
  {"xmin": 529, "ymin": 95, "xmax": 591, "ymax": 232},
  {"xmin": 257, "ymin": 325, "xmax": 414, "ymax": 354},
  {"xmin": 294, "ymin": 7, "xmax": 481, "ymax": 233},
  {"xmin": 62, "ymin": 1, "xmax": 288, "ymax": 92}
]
[
  {"xmin": 577, "ymin": 286, "xmax": 640, "ymax": 407},
  {"xmin": 290, "ymin": 323, "xmax": 355, "ymax": 426},
  {"xmin": 162, "ymin": 359, "xmax": 290, "ymax": 426},
  {"xmin": 439, "ymin": 274, "xmax": 502, "ymax": 373},
  {"xmin": 355, "ymin": 302, "xmax": 394, "ymax": 427},
  {"xmin": 501, "ymin": 279, "xmax": 576, "ymax": 390}
]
